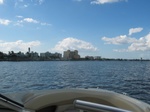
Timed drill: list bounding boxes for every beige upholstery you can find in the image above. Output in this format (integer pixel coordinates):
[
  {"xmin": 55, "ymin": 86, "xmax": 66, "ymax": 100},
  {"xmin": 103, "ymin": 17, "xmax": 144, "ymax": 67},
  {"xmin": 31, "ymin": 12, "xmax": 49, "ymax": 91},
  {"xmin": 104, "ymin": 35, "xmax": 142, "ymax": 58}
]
[{"xmin": 20, "ymin": 89, "xmax": 150, "ymax": 112}]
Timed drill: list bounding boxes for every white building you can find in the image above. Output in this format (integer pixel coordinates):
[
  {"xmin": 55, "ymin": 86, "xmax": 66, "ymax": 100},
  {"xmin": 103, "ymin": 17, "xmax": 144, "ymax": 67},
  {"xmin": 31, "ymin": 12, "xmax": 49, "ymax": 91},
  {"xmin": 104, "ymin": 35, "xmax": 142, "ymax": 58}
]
[{"xmin": 63, "ymin": 50, "xmax": 80, "ymax": 60}]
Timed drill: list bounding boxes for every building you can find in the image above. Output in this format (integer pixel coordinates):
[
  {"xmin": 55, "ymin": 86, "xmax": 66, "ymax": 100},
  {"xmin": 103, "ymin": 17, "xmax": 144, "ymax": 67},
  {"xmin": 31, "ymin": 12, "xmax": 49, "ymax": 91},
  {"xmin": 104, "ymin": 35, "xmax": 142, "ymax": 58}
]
[
  {"xmin": 40, "ymin": 52, "xmax": 52, "ymax": 58},
  {"xmin": 28, "ymin": 47, "xmax": 30, "ymax": 53},
  {"xmin": 85, "ymin": 56, "xmax": 94, "ymax": 60},
  {"xmin": 94, "ymin": 56, "xmax": 101, "ymax": 60},
  {"xmin": 85, "ymin": 56, "xmax": 101, "ymax": 60},
  {"xmin": 63, "ymin": 50, "xmax": 80, "ymax": 60},
  {"xmin": 53, "ymin": 52, "xmax": 62, "ymax": 59},
  {"xmin": 40, "ymin": 52, "xmax": 62, "ymax": 60},
  {"xmin": 30, "ymin": 51, "xmax": 39, "ymax": 57}
]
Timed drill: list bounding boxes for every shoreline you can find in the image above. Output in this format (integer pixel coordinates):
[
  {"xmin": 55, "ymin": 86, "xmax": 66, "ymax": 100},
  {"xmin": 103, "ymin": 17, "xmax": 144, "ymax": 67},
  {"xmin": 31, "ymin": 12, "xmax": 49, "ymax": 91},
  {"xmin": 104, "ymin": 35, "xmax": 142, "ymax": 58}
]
[{"xmin": 0, "ymin": 58, "xmax": 150, "ymax": 62}]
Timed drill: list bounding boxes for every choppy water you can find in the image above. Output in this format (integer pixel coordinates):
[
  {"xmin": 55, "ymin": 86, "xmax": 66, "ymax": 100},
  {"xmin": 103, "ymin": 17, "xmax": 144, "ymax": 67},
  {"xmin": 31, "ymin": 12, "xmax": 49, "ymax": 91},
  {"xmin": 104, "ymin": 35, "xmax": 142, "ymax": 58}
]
[{"xmin": 0, "ymin": 61, "xmax": 150, "ymax": 104}]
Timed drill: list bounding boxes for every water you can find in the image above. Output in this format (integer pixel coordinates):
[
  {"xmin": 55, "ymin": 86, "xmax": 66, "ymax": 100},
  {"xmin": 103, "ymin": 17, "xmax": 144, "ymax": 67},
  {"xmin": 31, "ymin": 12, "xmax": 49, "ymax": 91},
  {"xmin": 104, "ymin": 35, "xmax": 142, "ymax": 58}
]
[{"xmin": 0, "ymin": 61, "xmax": 150, "ymax": 104}]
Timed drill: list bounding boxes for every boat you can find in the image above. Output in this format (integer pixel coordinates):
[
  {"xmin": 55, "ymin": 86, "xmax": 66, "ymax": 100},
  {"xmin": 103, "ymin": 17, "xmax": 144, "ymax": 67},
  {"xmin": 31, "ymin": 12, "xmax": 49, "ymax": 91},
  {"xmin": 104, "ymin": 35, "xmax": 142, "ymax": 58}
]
[{"xmin": 0, "ymin": 88, "xmax": 150, "ymax": 112}]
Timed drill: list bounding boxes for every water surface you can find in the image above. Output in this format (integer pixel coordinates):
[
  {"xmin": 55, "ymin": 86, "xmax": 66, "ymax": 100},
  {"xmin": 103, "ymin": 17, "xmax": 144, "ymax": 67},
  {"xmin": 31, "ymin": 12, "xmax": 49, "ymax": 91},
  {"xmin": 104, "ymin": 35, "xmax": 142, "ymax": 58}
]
[{"xmin": 0, "ymin": 61, "xmax": 150, "ymax": 104}]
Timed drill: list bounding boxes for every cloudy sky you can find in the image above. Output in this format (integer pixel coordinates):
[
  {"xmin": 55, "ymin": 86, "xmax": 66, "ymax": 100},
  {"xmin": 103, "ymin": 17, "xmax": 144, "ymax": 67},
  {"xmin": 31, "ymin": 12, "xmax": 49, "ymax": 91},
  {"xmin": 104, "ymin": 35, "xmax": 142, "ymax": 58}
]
[{"xmin": 0, "ymin": 0, "xmax": 150, "ymax": 59}]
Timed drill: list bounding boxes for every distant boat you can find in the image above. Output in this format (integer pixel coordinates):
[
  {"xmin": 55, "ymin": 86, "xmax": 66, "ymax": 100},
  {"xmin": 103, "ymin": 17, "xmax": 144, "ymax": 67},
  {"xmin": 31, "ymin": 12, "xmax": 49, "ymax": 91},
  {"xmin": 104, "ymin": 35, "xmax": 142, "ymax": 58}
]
[{"xmin": 0, "ymin": 88, "xmax": 150, "ymax": 112}]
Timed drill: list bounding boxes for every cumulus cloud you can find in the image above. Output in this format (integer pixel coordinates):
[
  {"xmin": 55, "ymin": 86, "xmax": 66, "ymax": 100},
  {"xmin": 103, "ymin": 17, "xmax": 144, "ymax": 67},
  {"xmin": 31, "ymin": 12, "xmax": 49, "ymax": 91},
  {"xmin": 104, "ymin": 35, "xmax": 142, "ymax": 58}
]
[
  {"xmin": 0, "ymin": 19, "xmax": 11, "ymax": 25},
  {"xmin": 23, "ymin": 18, "xmax": 39, "ymax": 23},
  {"xmin": 127, "ymin": 33, "xmax": 150, "ymax": 51},
  {"xmin": 129, "ymin": 27, "xmax": 143, "ymax": 35},
  {"xmin": 112, "ymin": 33, "xmax": 150, "ymax": 52},
  {"xmin": 0, "ymin": 0, "xmax": 4, "ymax": 4},
  {"xmin": 101, "ymin": 27, "xmax": 150, "ymax": 52},
  {"xmin": 91, "ymin": 0, "xmax": 127, "ymax": 4},
  {"xmin": 102, "ymin": 35, "xmax": 137, "ymax": 45},
  {"xmin": 52, "ymin": 37, "xmax": 97, "ymax": 52},
  {"xmin": 14, "ymin": 17, "xmax": 50, "ymax": 27},
  {"xmin": 0, "ymin": 40, "xmax": 41, "ymax": 53}
]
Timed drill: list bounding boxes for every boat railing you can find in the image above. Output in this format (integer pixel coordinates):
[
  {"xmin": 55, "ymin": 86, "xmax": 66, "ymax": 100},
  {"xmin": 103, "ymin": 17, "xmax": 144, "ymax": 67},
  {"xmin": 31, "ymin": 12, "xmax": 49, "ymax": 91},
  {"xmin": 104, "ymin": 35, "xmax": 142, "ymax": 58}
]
[{"xmin": 74, "ymin": 100, "xmax": 132, "ymax": 112}]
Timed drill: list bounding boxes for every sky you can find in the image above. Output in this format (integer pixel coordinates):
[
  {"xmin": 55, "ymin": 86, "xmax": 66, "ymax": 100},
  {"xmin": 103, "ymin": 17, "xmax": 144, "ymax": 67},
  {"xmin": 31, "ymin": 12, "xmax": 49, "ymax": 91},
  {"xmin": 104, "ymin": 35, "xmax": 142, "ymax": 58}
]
[{"xmin": 0, "ymin": 0, "xmax": 150, "ymax": 59}]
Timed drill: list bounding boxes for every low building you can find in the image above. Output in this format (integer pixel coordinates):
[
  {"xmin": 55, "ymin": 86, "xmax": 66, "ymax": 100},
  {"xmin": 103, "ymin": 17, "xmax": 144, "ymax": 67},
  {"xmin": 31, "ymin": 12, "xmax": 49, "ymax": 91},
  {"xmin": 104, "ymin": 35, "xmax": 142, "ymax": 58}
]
[
  {"xmin": 53, "ymin": 52, "xmax": 62, "ymax": 59},
  {"xmin": 94, "ymin": 56, "xmax": 101, "ymax": 60},
  {"xmin": 85, "ymin": 56, "xmax": 94, "ymax": 60},
  {"xmin": 85, "ymin": 56, "xmax": 101, "ymax": 60},
  {"xmin": 40, "ymin": 52, "xmax": 62, "ymax": 60},
  {"xmin": 30, "ymin": 51, "xmax": 39, "ymax": 57},
  {"xmin": 40, "ymin": 52, "xmax": 52, "ymax": 58}
]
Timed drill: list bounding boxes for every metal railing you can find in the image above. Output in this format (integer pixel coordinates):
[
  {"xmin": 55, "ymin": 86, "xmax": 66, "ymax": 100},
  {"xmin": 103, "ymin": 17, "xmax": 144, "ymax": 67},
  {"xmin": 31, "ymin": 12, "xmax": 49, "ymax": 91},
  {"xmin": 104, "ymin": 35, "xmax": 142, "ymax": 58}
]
[{"xmin": 74, "ymin": 100, "xmax": 132, "ymax": 112}]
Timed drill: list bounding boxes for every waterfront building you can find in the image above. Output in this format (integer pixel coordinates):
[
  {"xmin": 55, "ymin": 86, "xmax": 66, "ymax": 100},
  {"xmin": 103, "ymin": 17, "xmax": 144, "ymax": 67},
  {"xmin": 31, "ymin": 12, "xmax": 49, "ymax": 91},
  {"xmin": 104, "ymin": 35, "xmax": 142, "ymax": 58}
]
[
  {"xmin": 54, "ymin": 52, "xmax": 62, "ymax": 59},
  {"xmin": 94, "ymin": 56, "xmax": 101, "ymax": 60},
  {"xmin": 63, "ymin": 50, "xmax": 80, "ymax": 60},
  {"xmin": 30, "ymin": 51, "xmax": 39, "ymax": 57},
  {"xmin": 28, "ymin": 47, "xmax": 30, "ymax": 53},
  {"xmin": 16, "ymin": 52, "xmax": 26, "ymax": 57},
  {"xmin": 85, "ymin": 56, "xmax": 101, "ymax": 60},
  {"xmin": 85, "ymin": 56, "xmax": 94, "ymax": 60},
  {"xmin": 40, "ymin": 52, "xmax": 62, "ymax": 60},
  {"xmin": 40, "ymin": 52, "xmax": 52, "ymax": 58}
]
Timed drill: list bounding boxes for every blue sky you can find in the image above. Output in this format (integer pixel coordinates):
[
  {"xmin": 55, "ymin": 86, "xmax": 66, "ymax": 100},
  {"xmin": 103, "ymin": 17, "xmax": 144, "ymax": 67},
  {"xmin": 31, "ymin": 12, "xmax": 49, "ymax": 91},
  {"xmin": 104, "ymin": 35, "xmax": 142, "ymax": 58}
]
[{"xmin": 0, "ymin": 0, "xmax": 150, "ymax": 59}]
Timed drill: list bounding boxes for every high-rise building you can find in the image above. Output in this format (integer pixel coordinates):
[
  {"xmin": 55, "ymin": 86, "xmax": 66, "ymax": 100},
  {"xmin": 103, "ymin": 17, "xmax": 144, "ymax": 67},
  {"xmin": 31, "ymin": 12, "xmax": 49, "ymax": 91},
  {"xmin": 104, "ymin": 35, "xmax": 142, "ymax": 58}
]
[
  {"xmin": 28, "ymin": 47, "xmax": 30, "ymax": 53},
  {"xmin": 63, "ymin": 50, "xmax": 80, "ymax": 60}
]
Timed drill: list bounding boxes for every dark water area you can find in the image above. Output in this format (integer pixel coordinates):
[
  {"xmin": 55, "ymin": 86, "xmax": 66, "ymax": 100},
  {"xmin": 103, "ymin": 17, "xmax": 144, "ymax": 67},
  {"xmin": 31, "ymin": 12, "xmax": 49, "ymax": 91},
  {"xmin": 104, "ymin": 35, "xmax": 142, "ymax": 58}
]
[{"xmin": 0, "ymin": 61, "xmax": 150, "ymax": 104}]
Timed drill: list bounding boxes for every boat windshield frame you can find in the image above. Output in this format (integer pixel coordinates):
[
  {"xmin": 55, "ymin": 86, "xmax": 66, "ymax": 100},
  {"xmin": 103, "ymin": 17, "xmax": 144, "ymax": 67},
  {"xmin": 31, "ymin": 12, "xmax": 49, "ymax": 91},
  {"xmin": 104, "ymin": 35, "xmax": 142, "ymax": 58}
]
[{"xmin": 0, "ymin": 93, "xmax": 24, "ymax": 109}]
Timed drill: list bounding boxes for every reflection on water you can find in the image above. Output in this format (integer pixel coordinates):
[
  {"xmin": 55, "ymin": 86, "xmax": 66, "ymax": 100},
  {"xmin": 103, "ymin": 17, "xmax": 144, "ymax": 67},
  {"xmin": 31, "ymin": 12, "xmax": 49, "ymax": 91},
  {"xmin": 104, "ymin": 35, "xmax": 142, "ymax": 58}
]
[{"xmin": 0, "ymin": 61, "xmax": 150, "ymax": 104}]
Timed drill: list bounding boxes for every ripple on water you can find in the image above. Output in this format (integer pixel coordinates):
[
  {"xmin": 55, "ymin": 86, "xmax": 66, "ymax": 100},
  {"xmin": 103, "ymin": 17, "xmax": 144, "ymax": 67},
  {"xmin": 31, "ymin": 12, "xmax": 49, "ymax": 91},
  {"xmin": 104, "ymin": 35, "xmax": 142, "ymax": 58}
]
[{"xmin": 0, "ymin": 61, "xmax": 150, "ymax": 104}]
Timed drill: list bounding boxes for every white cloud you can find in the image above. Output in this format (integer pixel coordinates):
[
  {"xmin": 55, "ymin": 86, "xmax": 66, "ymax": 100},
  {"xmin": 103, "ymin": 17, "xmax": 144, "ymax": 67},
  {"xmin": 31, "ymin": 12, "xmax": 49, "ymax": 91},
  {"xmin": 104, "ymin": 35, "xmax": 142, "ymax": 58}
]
[
  {"xmin": 129, "ymin": 27, "xmax": 143, "ymax": 35},
  {"xmin": 41, "ymin": 22, "xmax": 51, "ymax": 26},
  {"xmin": 0, "ymin": 40, "xmax": 41, "ymax": 53},
  {"xmin": 16, "ymin": 15, "xmax": 23, "ymax": 18},
  {"xmin": 14, "ymin": 0, "xmax": 44, "ymax": 8},
  {"xmin": 113, "ymin": 33, "xmax": 150, "ymax": 52},
  {"xmin": 38, "ymin": 0, "xmax": 44, "ymax": 5},
  {"xmin": 23, "ymin": 4, "xmax": 28, "ymax": 7},
  {"xmin": 14, "ymin": 17, "xmax": 51, "ymax": 27},
  {"xmin": 113, "ymin": 49, "xmax": 128, "ymax": 52},
  {"xmin": 91, "ymin": 0, "xmax": 127, "ymax": 4},
  {"xmin": 102, "ymin": 35, "xmax": 137, "ymax": 45},
  {"xmin": 23, "ymin": 18, "xmax": 39, "ymax": 23},
  {"xmin": 127, "ymin": 33, "xmax": 150, "ymax": 51},
  {"xmin": 14, "ymin": 21, "xmax": 24, "ymax": 27},
  {"xmin": 101, "ymin": 27, "xmax": 150, "ymax": 53},
  {"xmin": 0, "ymin": 0, "xmax": 4, "ymax": 4},
  {"xmin": 52, "ymin": 37, "xmax": 97, "ymax": 52},
  {"xmin": 0, "ymin": 19, "xmax": 11, "ymax": 25}
]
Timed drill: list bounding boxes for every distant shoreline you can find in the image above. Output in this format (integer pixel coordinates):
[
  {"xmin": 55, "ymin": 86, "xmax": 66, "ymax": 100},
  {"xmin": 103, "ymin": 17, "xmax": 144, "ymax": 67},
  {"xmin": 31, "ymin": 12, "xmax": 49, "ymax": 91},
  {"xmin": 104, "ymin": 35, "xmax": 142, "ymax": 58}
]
[{"xmin": 0, "ymin": 58, "xmax": 150, "ymax": 62}]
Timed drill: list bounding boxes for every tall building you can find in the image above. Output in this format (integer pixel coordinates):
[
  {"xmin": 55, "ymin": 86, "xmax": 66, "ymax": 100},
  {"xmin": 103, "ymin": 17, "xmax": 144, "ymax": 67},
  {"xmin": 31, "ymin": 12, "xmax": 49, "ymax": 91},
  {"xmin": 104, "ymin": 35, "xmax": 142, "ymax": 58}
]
[
  {"xmin": 28, "ymin": 47, "xmax": 30, "ymax": 53},
  {"xmin": 63, "ymin": 50, "xmax": 80, "ymax": 60}
]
